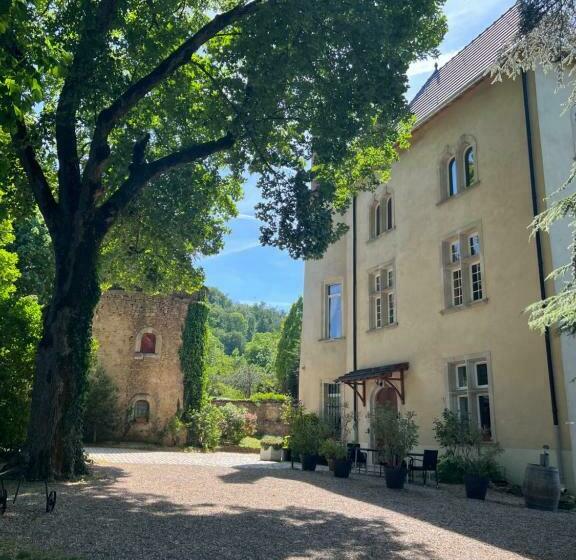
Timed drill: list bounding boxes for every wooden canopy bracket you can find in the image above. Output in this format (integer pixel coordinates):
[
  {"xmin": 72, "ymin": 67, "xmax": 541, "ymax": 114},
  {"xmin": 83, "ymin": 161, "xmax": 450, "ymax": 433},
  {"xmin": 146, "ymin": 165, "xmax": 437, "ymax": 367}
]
[
  {"xmin": 381, "ymin": 369, "xmax": 406, "ymax": 405},
  {"xmin": 343, "ymin": 380, "xmax": 366, "ymax": 406}
]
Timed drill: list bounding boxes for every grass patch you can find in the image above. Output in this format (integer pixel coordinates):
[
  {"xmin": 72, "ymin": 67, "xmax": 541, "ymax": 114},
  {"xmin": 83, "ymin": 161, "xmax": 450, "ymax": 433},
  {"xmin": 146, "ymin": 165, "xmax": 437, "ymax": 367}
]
[{"xmin": 238, "ymin": 436, "xmax": 262, "ymax": 450}]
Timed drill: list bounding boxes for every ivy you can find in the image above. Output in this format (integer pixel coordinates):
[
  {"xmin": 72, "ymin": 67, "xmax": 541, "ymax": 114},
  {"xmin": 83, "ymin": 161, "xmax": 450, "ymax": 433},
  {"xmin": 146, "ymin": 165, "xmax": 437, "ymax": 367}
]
[{"xmin": 180, "ymin": 294, "xmax": 210, "ymax": 415}]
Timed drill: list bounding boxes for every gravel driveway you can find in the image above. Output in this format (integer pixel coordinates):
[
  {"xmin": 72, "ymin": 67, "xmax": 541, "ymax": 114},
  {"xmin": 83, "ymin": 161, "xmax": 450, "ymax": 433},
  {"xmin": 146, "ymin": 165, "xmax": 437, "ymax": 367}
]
[{"xmin": 1, "ymin": 448, "xmax": 574, "ymax": 560}]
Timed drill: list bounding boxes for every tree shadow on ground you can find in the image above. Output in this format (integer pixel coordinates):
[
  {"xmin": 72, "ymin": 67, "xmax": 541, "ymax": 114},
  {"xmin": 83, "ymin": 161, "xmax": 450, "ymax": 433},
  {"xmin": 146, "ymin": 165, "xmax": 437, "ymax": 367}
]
[
  {"xmin": 218, "ymin": 465, "xmax": 576, "ymax": 560},
  {"xmin": 1, "ymin": 465, "xmax": 437, "ymax": 560}
]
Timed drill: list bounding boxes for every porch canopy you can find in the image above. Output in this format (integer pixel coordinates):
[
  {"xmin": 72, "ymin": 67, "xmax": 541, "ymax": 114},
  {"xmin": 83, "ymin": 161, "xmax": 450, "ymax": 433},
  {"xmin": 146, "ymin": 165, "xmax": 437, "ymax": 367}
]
[{"xmin": 335, "ymin": 362, "xmax": 409, "ymax": 407}]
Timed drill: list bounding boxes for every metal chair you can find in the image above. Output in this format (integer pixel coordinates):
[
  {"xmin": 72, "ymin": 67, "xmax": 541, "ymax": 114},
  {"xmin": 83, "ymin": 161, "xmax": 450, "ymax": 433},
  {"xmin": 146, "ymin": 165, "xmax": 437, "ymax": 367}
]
[{"xmin": 408, "ymin": 450, "xmax": 439, "ymax": 487}]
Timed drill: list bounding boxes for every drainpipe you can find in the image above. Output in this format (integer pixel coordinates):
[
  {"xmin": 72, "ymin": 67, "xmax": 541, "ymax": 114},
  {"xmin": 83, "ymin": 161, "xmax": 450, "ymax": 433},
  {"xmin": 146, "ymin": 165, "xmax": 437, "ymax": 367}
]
[
  {"xmin": 521, "ymin": 71, "xmax": 564, "ymax": 481},
  {"xmin": 352, "ymin": 196, "xmax": 359, "ymax": 442}
]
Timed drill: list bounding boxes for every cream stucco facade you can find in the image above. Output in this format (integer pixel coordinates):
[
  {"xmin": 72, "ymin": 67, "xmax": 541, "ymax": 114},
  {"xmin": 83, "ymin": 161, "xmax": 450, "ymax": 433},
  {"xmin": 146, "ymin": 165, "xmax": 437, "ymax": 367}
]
[{"xmin": 299, "ymin": 63, "xmax": 576, "ymax": 490}]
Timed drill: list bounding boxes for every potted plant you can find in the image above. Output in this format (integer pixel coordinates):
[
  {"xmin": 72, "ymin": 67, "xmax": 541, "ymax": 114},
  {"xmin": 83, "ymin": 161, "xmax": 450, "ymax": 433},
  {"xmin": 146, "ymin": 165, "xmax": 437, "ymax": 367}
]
[
  {"xmin": 371, "ymin": 404, "xmax": 418, "ymax": 489},
  {"xmin": 288, "ymin": 406, "xmax": 323, "ymax": 471},
  {"xmin": 260, "ymin": 435, "xmax": 284, "ymax": 462},
  {"xmin": 319, "ymin": 438, "xmax": 339, "ymax": 471},
  {"xmin": 462, "ymin": 447, "xmax": 502, "ymax": 500}
]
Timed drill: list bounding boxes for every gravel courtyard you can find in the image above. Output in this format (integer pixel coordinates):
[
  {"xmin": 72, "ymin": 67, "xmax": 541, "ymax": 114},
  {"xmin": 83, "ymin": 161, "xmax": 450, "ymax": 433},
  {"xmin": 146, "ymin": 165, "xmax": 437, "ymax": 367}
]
[{"xmin": 1, "ymin": 448, "xmax": 575, "ymax": 560}]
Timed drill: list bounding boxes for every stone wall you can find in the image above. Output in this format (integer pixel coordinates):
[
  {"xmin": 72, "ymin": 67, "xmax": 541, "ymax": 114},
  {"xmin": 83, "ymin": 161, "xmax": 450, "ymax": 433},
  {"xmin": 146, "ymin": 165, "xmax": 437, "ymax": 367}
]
[
  {"xmin": 93, "ymin": 290, "xmax": 193, "ymax": 445},
  {"xmin": 212, "ymin": 399, "xmax": 289, "ymax": 437}
]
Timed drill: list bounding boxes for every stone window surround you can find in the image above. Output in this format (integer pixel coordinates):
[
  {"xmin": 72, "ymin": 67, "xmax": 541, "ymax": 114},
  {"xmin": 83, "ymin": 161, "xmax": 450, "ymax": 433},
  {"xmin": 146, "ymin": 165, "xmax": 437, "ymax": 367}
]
[
  {"xmin": 129, "ymin": 393, "xmax": 152, "ymax": 424},
  {"xmin": 438, "ymin": 134, "xmax": 480, "ymax": 204},
  {"xmin": 367, "ymin": 260, "xmax": 398, "ymax": 331},
  {"xmin": 134, "ymin": 327, "xmax": 162, "ymax": 359},
  {"xmin": 444, "ymin": 351, "xmax": 496, "ymax": 442},
  {"xmin": 319, "ymin": 276, "xmax": 345, "ymax": 342},
  {"xmin": 368, "ymin": 187, "xmax": 395, "ymax": 241},
  {"xmin": 440, "ymin": 221, "xmax": 488, "ymax": 314}
]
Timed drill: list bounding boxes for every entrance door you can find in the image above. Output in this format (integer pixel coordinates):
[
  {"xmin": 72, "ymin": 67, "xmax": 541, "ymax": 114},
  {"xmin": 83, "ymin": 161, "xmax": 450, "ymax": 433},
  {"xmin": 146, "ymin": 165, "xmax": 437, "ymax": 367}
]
[{"xmin": 375, "ymin": 385, "xmax": 398, "ymax": 413}]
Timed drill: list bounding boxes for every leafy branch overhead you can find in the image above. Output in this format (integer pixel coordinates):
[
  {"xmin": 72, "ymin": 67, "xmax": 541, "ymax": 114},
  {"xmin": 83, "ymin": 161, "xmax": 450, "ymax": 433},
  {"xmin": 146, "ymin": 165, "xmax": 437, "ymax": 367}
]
[{"xmin": 1, "ymin": 0, "xmax": 447, "ymax": 269}]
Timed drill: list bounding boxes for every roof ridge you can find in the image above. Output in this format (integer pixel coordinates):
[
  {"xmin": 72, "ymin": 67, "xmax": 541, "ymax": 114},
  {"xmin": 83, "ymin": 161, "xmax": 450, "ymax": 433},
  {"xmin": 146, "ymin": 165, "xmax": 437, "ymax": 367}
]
[{"xmin": 409, "ymin": 2, "xmax": 519, "ymax": 107}]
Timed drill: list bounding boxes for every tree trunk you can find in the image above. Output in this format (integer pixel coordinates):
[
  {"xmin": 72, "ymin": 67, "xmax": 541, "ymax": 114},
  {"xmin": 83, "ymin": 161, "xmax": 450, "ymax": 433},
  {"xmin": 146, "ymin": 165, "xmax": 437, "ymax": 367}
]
[{"xmin": 25, "ymin": 224, "xmax": 101, "ymax": 480}]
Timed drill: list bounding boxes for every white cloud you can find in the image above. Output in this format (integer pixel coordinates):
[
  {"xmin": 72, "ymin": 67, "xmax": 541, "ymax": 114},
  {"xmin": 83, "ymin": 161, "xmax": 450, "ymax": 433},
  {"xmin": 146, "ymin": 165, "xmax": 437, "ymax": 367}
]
[
  {"xmin": 236, "ymin": 213, "xmax": 258, "ymax": 221},
  {"xmin": 204, "ymin": 241, "xmax": 261, "ymax": 259},
  {"xmin": 407, "ymin": 51, "xmax": 459, "ymax": 77}
]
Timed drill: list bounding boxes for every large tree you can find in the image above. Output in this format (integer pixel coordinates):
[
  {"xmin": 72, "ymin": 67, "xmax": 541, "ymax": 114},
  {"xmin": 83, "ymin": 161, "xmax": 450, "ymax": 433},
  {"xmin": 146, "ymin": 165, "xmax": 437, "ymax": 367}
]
[
  {"xmin": 494, "ymin": 0, "xmax": 576, "ymax": 333},
  {"xmin": 1, "ymin": 0, "xmax": 446, "ymax": 478},
  {"xmin": 275, "ymin": 296, "xmax": 302, "ymax": 398}
]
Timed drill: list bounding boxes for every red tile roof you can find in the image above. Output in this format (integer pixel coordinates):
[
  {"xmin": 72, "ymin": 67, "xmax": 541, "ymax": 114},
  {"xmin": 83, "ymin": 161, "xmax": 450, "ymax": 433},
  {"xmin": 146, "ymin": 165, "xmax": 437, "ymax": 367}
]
[{"xmin": 409, "ymin": 4, "xmax": 520, "ymax": 127}]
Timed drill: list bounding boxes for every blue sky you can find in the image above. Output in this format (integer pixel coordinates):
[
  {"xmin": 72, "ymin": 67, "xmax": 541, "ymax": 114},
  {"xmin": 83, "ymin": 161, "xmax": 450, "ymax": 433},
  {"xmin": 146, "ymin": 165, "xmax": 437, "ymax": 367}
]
[{"xmin": 201, "ymin": 0, "xmax": 516, "ymax": 310}]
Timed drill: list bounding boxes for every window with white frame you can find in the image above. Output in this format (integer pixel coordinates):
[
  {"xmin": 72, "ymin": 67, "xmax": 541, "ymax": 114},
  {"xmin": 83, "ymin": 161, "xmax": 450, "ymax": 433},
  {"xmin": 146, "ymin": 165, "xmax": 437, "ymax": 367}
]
[
  {"xmin": 448, "ymin": 359, "xmax": 493, "ymax": 441},
  {"xmin": 325, "ymin": 282, "xmax": 343, "ymax": 339},
  {"xmin": 369, "ymin": 264, "xmax": 396, "ymax": 329},
  {"xmin": 442, "ymin": 228, "xmax": 486, "ymax": 310}
]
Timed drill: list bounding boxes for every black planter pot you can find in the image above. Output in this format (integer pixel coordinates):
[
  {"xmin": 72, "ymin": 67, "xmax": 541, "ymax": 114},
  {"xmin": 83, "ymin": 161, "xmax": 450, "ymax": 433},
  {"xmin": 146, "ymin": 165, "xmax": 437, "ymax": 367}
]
[
  {"xmin": 464, "ymin": 474, "xmax": 490, "ymax": 500},
  {"xmin": 333, "ymin": 458, "xmax": 352, "ymax": 478},
  {"xmin": 384, "ymin": 466, "xmax": 407, "ymax": 489},
  {"xmin": 301, "ymin": 454, "xmax": 318, "ymax": 472}
]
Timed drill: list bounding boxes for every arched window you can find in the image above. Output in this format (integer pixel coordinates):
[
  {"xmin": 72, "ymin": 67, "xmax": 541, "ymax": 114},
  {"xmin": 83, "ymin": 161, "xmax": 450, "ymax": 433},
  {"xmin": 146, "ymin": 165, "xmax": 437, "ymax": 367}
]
[
  {"xmin": 134, "ymin": 400, "xmax": 150, "ymax": 422},
  {"xmin": 448, "ymin": 157, "xmax": 458, "ymax": 197},
  {"xmin": 464, "ymin": 146, "xmax": 476, "ymax": 187},
  {"xmin": 386, "ymin": 197, "xmax": 394, "ymax": 231},
  {"xmin": 140, "ymin": 332, "xmax": 156, "ymax": 354},
  {"xmin": 374, "ymin": 202, "xmax": 382, "ymax": 237}
]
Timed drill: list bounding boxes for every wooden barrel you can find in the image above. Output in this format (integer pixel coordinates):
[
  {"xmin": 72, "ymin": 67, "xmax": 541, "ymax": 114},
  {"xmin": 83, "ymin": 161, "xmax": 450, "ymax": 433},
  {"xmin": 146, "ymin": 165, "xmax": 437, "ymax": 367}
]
[{"xmin": 523, "ymin": 464, "xmax": 561, "ymax": 511}]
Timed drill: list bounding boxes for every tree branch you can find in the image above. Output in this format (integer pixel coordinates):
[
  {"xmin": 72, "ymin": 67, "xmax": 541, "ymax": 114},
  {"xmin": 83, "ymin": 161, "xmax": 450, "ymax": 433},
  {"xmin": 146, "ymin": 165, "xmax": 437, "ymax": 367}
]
[
  {"xmin": 11, "ymin": 122, "xmax": 59, "ymax": 235},
  {"xmin": 83, "ymin": 0, "xmax": 264, "ymax": 186},
  {"xmin": 56, "ymin": 0, "xmax": 120, "ymax": 209},
  {"xmin": 95, "ymin": 132, "xmax": 235, "ymax": 235}
]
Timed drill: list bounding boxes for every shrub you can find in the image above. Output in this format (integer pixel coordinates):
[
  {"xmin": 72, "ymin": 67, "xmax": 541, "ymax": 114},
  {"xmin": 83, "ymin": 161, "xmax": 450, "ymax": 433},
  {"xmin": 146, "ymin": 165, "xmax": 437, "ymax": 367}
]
[
  {"xmin": 220, "ymin": 403, "xmax": 249, "ymax": 444},
  {"xmin": 188, "ymin": 403, "xmax": 223, "ymax": 450},
  {"xmin": 261, "ymin": 435, "xmax": 284, "ymax": 450},
  {"xmin": 83, "ymin": 366, "xmax": 120, "ymax": 443},
  {"xmin": 287, "ymin": 405, "xmax": 324, "ymax": 457},
  {"xmin": 433, "ymin": 409, "xmax": 503, "ymax": 482},
  {"xmin": 244, "ymin": 412, "xmax": 257, "ymax": 437},
  {"xmin": 250, "ymin": 392, "xmax": 290, "ymax": 403},
  {"xmin": 370, "ymin": 404, "xmax": 418, "ymax": 468},
  {"xmin": 165, "ymin": 414, "xmax": 186, "ymax": 447},
  {"xmin": 319, "ymin": 438, "xmax": 347, "ymax": 460}
]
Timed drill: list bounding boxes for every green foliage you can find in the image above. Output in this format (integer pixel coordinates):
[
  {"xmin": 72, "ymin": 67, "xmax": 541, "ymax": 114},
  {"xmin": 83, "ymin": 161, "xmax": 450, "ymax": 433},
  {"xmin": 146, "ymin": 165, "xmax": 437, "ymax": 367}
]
[
  {"xmin": 83, "ymin": 366, "xmax": 120, "ymax": 444},
  {"xmin": 181, "ymin": 299, "xmax": 210, "ymax": 413},
  {"xmin": 370, "ymin": 404, "xmax": 419, "ymax": 468},
  {"xmin": 319, "ymin": 438, "xmax": 347, "ymax": 461},
  {"xmin": 187, "ymin": 403, "xmax": 224, "ymax": 451},
  {"xmin": 286, "ymin": 404, "xmax": 324, "ymax": 456},
  {"xmin": 433, "ymin": 409, "xmax": 503, "ymax": 482},
  {"xmin": 250, "ymin": 392, "xmax": 289, "ymax": 403},
  {"xmin": 165, "ymin": 414, "xmax": 187, "ymax": 447},
  {"xmin": 0, "ymin": 193, "xmax": 42, "ymax": 449},
  {"xmin": 260, "ymin": 435, "xmax": 284, "ymax": 450},
  {"xmin": 275, "ymin": 297, "xmax": 303, "ymax": 397},
  {"xmin": 244, "ymin": 332, "xmax": 279, "ymax": 371},
  {"xmin": 219, "ymin": 402, "xmax": 250, "ymax": 444}
]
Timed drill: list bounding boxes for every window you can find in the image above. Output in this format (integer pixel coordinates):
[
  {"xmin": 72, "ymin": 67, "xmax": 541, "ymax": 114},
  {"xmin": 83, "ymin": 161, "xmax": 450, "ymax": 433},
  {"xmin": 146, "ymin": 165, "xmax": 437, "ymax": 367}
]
[
  {"xmin": 448, "ymin": 358, "xmax": 493, "ymax": 440},
  {"xmin": 443, "ymin": 228, "xmax": 486, "ymax": 310},
  {"xmin": 323, "ymin": 383, "xmax": 342, "ymax": 435},
  {"xmin": 374, "ymin": 203, "xmax": 382, "ymax": 237},
  {"xmin": 134, "ymin": 400, "xmax": 150, "ymax": 422},
  {"xmin": 464, "ymin": 146, "xmax": 476, "ymax": 187},
  {"xmin": 326, "ymin": 283, "xmax": 342, "ymax": 339},
  {"xmin": 140, "ymin": 332, "xmax": 156, "ymax": 354},
  {"xmin": 448, "ymin": 158, "xmax": 458, "ymax": 197},
  {"xmin": 386, "ymin": 197, "xmax": 394, "ymax": 231},
  {"xmin": 369, "ymin": 264, "xmax": 396, "ymax": 329}
]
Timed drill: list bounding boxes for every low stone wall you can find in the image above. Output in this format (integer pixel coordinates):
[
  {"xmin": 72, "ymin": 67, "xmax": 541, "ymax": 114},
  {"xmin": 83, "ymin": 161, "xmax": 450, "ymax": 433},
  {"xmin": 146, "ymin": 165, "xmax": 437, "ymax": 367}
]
[{"xmin": 212, "ymin": 399, "xmax": 289, "ymax": 437}]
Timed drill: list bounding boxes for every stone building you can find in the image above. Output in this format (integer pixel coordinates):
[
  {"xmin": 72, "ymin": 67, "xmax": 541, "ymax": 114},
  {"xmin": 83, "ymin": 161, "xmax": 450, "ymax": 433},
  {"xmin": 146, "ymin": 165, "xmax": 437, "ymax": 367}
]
[
  {"xmin": 92, "ymin": 290, "xmax": 194, "ymax": 444},
  {"xmin": 299, "ymin": 5, "xmax": 576, "ymax": 491}
]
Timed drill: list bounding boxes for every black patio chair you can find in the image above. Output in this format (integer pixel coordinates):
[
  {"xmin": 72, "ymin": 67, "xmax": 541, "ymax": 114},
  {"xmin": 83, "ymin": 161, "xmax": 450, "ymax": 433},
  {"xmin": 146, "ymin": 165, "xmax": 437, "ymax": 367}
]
[{"xmin": 408, "ymin": 450, "xmax": 438, "ymax": 487}]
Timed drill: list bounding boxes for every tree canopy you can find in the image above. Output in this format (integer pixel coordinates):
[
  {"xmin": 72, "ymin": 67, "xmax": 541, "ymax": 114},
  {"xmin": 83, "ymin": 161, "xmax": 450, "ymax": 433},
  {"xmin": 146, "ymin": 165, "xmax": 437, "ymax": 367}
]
[{"xmin": 275, "ymin": 296, "xmax": 302, "ymax": 398}]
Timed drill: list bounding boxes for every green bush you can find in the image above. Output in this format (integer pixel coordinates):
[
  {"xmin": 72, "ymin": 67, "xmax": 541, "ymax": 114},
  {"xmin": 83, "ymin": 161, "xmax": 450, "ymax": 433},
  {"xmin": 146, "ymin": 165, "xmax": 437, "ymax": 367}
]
[
  {"xmin": 286, "ymin": 404, "xmax": 324, "ymax": 457},
  {"xmin": 250, "ymin": 392, "xmax": 290, "ymax": 403},
  {"xmin": 437, "ymin": 454, "xmax": 466, "ymax": 483},
  {"xmin": 188, "ymin": 404, "xmax": 223, "ymax": 450},
  {"xmin": 220, "ymin": 403, "xmax": 249, "ymax": 444},
  {"xmin": 83, "ymin": 366, "xmax": 120, "ymax": 443},
  {"xmin": 319, "ymin": 438, "xmax": 347, "ymax": 460},
  {"xmin": 260, "ymin": 435, "xmax": 284, "ymax": 450}
]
